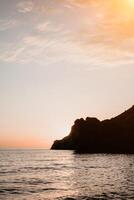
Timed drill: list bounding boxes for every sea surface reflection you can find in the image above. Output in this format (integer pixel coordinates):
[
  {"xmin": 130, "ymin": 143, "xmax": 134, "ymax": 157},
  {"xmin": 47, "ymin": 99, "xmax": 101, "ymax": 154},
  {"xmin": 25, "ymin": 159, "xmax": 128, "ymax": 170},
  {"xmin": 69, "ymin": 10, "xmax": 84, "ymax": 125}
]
[{"xmin": 0, "ymin": 149, "xmax": 134, "ymax": 200}]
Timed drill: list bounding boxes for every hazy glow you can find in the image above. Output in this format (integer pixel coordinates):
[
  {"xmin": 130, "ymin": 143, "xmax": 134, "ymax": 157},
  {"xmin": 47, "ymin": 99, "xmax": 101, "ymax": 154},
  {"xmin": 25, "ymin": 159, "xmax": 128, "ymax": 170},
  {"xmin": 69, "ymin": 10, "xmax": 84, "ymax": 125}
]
[
  {"xmin": 127, "ymin": 0, "xmax": 134, "ymax": 6},
  {"xmin": 0, "ymin": 0, "xmax": 134, "ymax": 148}
]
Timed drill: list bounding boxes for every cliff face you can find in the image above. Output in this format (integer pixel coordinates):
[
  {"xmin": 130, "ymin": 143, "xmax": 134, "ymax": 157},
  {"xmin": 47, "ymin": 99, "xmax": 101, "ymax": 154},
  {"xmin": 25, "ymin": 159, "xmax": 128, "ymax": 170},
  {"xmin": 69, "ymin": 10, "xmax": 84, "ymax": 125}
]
[{"xmin": 51, "ymin": 106, "xmax": 134, "ymax": 153}]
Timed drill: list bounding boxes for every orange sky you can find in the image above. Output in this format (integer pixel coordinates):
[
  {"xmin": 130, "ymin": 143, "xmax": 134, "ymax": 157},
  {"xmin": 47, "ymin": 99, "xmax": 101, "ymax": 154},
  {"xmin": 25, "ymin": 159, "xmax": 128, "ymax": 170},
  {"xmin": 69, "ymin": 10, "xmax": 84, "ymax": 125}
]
[{"xmin": 0, "ymin": 0, "xmax": 134, "ymax": 148}]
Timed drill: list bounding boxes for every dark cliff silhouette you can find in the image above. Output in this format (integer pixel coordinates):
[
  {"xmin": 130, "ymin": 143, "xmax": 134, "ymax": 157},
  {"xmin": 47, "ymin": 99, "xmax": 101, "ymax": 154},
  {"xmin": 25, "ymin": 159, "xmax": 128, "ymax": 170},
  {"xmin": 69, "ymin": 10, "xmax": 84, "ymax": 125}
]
[{"xmin": 51, "ymin": 105, "xmax": 134, "ymax": 153}]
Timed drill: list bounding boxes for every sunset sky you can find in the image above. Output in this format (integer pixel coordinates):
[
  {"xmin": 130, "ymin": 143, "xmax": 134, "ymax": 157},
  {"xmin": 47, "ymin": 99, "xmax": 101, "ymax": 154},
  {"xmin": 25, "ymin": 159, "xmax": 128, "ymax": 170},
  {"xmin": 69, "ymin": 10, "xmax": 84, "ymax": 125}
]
[{"xmin": 0, "ymin": 0, "xmax": 134, "ymax": 148}]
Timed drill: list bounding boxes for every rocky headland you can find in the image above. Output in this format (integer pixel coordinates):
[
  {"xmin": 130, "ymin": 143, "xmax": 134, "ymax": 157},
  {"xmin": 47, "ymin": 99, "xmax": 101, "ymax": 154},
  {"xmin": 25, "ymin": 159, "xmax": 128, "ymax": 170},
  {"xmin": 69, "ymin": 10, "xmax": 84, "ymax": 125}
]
[{"xmin": 51, "ymin": 105, "xmax": 134, "ymax": 153}]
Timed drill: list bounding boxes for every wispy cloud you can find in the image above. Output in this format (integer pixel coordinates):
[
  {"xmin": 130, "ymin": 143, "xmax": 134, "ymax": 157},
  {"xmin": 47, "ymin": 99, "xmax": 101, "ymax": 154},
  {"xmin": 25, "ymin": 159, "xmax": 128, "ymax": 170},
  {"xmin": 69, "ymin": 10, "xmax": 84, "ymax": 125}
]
[
  {"xmin": 0, "ymin": 19, "xmax": 17, "ymax": 31},
  {"xmin": 0, "ymin": 0, "xmax": 134, "ymax": 69},
  {"xmin": 0, "ymin": 17, "xmax": 73, "ymax": 64},
  {"xmin": 0, "ymin": 31, "xmax": 94, "ymax": 66},
  {"xmin": 36, "ymin": 22, "xmax": 51, "ymax": 32},
  {"xmin": 16, "ymin": 0, "xmax": 63, "ymax": 15},
  {"xmin": 17, "ymin": 0, "xmax": 34, "ymax": 13},
  {"xmin": 0, "ymin": 47, "xmax": 25, "ymax": 62},
  {"xmin": 36, "ymin": 21, "xmax": 64, "ymax": 34}
]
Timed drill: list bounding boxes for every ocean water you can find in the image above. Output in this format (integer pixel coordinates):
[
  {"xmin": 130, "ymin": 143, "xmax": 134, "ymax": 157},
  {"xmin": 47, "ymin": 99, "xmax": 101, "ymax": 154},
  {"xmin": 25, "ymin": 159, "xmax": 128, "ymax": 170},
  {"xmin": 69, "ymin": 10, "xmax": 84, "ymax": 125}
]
[{"xmin": 0, "ymin": 150, "xmax": 134, "ymax": 200}]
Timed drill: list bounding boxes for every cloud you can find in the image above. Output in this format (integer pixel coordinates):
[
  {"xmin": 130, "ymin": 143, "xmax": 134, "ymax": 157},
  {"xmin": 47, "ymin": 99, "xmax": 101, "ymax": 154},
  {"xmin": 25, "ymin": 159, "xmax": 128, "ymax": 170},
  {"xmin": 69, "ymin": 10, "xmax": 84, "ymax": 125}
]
[
  {"xmin": 23, "ymin": 35, "xmax": 46, "ymax": 46},
  {"xmin": 0, "ymin": 19, "xmax": 17, "ymax": 31},
  {"xmin": 17, "ymin": 1, "xmax": 34, "ymax": 13},
  {"xmin": 36, "ymin": 22, "xmax": 51, "ymax": 32},
  {"xmin": 0, "ymin": 31, "xmax": 94, "ymax": 66},
  {"xmin": 0, "ymin": 16, "xmax": 71, "ymax": 64},
  {"xmin": 65, "ymin": 0, "xmax": 134, "ymax": 62},
  {"xmin": 16, "ymin": 0, "xmax": 62, "ymax": 15},
  {"xmin": 0, "ymin": 47, "xmax": 25, "ymax": 62},
  {"xmin": 1, "ymin": 0, "xmax": 134, "ymax": 70},
  {"xmin": 66, "ymin": 0, "xmax": 101, "ymax": 8},
  {"xmin": 36, "ymin": 21, "xmax": 64, "ymax": 34},
  {"xmin": 0, "ymin": 33, "xmax": 59, "ymax": 63}
]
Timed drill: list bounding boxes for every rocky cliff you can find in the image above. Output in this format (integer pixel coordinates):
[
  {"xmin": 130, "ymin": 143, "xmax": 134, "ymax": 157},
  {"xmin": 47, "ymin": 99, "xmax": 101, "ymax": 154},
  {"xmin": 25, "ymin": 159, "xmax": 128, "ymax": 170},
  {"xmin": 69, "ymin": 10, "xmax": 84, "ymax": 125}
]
[{"xmin": 51, "ymin": 105, "xmax": 134, "ymax": 153}]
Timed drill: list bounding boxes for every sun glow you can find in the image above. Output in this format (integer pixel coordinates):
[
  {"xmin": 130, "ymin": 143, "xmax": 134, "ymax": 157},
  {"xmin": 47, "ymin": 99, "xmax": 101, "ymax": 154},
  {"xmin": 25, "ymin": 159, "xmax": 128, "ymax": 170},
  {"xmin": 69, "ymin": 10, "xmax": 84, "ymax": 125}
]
[
  {"xmin": 127, "ymin": 0, "xmax": 134, "ymax": 6},
  {"xmin": 115, "ymin": 0, "xmax": 134, "ymax": 18},
  {"xmin": 124, "ymin": 0, "xmax": 134, "ymax": 9},
  {"xmin": 115, "ymin": 0, "xmax": 134, "ymax": 9}
]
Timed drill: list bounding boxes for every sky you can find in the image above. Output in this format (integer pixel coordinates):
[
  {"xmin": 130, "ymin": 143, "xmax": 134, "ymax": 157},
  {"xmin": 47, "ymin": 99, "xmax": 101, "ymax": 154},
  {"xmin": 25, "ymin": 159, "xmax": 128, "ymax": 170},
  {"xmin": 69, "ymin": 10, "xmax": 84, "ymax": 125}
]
[{"xmin": 0, "ymin": 0, "xmax": 134, "ymax": 148}]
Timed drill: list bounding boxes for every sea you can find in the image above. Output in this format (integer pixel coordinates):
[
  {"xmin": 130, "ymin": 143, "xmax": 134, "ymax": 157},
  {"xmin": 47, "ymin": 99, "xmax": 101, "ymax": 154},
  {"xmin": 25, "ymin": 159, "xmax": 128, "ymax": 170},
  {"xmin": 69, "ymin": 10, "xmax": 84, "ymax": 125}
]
[{"xmin": 0, "ymin": 149, "xmax": 134, "ymax": 200}]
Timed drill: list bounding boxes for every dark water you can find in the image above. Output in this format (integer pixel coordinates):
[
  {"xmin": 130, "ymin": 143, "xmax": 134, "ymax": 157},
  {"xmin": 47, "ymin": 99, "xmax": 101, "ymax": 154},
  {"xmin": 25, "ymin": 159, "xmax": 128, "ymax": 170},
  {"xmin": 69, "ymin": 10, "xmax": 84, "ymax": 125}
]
[{"xmin": 0, "ymin": 150, "xmax": 134, "ymax": 200}]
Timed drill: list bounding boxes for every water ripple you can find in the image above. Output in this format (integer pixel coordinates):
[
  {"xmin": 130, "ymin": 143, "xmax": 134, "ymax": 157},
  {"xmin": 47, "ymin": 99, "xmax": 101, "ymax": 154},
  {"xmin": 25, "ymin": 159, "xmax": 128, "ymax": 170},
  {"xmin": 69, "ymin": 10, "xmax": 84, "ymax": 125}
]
[{"xmin": 0, "ymin": 150, "xmax": 134, "ymax": 200}]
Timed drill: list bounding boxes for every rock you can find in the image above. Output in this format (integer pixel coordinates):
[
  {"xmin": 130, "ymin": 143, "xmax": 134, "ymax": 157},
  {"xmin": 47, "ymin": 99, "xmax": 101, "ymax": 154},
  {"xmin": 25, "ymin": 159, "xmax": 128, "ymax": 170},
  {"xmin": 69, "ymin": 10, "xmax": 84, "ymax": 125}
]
[{"xmin": 51, "ymin": 105, "xmax": 134, "ymax": 153}]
